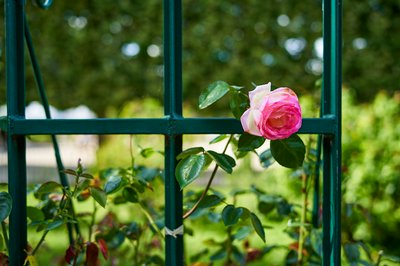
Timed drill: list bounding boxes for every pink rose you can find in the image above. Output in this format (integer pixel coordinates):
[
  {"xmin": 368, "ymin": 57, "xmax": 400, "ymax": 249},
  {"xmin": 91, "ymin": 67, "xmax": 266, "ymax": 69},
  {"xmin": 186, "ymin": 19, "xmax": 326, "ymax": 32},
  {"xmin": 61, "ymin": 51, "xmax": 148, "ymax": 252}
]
[{"xmin": 240, "ymin": 82, "xmax": 302, "ymax": 140}]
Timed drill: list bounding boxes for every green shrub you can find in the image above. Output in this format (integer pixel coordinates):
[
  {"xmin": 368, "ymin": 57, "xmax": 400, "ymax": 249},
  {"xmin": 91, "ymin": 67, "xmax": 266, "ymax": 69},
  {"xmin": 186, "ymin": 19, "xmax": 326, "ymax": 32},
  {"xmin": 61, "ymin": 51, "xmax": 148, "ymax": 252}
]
[{"xmin": 342, "ymin": 90, "xmax": 400, "ymax": 255}]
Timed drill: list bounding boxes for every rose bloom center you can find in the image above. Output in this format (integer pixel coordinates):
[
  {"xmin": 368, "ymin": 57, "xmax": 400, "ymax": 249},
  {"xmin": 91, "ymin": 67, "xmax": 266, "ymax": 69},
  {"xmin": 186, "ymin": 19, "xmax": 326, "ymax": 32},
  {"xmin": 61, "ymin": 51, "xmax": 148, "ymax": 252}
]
[{"xmin": 267, "ymin": 112, "xmax": 294, "ymax": 128}]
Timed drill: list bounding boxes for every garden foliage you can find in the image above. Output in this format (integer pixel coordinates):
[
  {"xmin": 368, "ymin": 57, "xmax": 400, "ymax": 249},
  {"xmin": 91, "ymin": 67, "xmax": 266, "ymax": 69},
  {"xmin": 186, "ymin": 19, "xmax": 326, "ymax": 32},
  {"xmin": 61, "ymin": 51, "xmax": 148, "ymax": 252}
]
[{"xmin": 0, "ymin": 89, "xmax": 398, "ymax": 265}]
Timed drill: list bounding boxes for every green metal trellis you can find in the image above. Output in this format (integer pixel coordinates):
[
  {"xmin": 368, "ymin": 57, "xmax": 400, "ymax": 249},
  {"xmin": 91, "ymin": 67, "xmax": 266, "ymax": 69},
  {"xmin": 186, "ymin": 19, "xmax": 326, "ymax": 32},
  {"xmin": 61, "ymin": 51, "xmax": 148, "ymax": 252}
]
[{"xmin": 2, "ymin": 0, "xmax": 341, "ymax": 265}]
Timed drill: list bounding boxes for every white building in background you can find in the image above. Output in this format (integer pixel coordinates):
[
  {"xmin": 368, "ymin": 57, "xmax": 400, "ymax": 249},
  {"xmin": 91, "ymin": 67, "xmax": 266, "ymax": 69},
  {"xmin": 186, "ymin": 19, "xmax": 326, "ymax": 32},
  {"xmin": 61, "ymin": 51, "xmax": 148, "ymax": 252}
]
[{"xmin": 0, "ymin": 102, "xmax": 98, "ymax": 177}]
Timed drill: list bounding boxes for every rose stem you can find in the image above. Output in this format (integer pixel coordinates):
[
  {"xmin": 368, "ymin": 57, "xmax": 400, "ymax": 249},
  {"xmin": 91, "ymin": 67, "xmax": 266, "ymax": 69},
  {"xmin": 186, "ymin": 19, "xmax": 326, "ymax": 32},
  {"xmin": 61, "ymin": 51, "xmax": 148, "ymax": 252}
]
[{"xmin": 183, "ymin": 134, "xmax": 233, "ymax": 220}]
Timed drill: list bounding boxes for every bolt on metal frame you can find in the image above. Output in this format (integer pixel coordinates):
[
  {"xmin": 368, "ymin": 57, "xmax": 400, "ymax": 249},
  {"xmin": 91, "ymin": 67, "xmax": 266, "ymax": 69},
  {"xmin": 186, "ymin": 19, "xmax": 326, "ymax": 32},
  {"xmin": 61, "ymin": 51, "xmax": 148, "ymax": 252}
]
[{"xmin": 2, "ymin": 0, "xmax": 341, "ymax": 265}]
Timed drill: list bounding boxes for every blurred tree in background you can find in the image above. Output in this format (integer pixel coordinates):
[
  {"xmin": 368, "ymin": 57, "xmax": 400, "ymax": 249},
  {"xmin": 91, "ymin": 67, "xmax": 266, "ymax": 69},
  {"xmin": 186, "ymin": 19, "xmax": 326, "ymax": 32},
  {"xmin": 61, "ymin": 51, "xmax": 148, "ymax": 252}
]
[
  {"xmin": 0, "ymin": 0, "xmax": 399, "ymax": 262},
  {"xmin": 0, "ymin": 0, "xmax": 398, "ymax": 116}
]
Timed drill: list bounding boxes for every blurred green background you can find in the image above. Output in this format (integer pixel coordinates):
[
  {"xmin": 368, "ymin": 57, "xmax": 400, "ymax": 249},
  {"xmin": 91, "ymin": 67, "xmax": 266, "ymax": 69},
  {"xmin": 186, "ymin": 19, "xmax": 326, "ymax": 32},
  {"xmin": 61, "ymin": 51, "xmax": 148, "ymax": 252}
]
[
  {"xmin": 0, "ymin": 0, "xmax": 399, "ymax": 264},
  {"xmin": 1, "ymin": 0, "xmax": 399, "ymax": 116}
]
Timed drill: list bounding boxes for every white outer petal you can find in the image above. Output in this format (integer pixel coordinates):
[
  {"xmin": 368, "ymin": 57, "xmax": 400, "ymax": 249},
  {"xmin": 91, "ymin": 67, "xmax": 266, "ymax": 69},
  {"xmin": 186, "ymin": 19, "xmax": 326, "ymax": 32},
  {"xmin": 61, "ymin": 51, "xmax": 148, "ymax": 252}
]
[
  {"xmin": 240, "ymin": 109, "xmax": 262, "ymax": 136},
  {"xmin": 249, "ymin": 82, "xmax": 271, "ymax": 108}
]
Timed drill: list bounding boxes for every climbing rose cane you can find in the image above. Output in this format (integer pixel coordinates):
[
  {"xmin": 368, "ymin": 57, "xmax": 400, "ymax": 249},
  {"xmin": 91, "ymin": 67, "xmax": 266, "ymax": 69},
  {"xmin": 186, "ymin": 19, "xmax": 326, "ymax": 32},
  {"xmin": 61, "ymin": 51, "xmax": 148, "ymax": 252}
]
[{"xmin": 240, "ymin": 82, "xmax": 302, "ymax": 140}]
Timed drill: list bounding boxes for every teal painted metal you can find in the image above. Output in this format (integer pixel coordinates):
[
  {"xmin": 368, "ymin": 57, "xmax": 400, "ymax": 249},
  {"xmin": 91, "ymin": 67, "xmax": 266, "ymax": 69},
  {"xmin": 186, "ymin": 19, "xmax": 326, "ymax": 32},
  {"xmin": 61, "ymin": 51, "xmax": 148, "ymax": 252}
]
[
  {"xmin": 322, "ymin": 0, "xmax": 342, "ymax": 265},
  {"xmin": 163, "ymin": 0, "xmax": 184, "ymax": 264},
  {"xmin": 9, "ymin": 117, "xmax": 335, "ymax": 135},
  {"xmin": 312, "ymin": 135, "xmax": 322, "ymax": 228},
  {"xmin": 5, "ymin": 0, "xmax": 27, "ymax": 265},
  {"xmin": 3, "ymin": 1, "xmax": 342, "ymax": 265}
]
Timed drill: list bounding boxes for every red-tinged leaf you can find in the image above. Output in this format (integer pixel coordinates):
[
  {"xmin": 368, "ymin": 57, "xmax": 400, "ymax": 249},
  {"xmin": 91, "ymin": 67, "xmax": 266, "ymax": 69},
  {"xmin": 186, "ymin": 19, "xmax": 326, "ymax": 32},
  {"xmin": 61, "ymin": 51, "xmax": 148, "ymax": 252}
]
[
  {"xmin": 65, "ymin": 245, "xmax": 76, "ymax": 264},
  {"xmin": 85, "ymin": 242, "xmax": 99, "ymax": 266},
  {"xmin": 246, "ymin": 248, "xmax": 262, "ymax": 263},
  {"xmin": 288, "ymin": 242, "xmax": 299, "ymax": 251},
  {"xmin": 97, "ymin": 239, "xmax": 108, "ymax": 260},
  {"xmin": 0, "ymin": 252, "xmax": 9, "ymax": 265},
  {"xmin": 287, "ymin": 242, "xmax": 308, "ymax": 256}
]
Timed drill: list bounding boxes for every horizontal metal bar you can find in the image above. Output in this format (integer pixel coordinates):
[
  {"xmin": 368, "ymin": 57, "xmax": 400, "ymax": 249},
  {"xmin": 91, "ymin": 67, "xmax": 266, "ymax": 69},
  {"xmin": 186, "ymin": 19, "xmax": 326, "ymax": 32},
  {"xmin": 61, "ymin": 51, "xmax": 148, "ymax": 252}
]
[
  {"xmin": 10, "ymin": 117, "xmax": 169, "ymax": 134},
  {"xmin": 175, "ymin": 117, "xmax": 336, "ymax": 134},
  {"xmin": 7, "ymin": 116, "xmax": 336, "ymax": 135}
]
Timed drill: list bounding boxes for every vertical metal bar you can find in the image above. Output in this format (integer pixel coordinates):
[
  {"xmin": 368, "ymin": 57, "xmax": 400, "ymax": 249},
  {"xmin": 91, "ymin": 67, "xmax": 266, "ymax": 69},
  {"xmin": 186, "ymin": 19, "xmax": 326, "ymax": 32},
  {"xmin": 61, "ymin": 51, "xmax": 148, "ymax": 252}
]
[
  {"xmin": 322, "ymin": 0, "xmax": 342, "ymax": 265},
  {"xmin": 5, "ymin": 0, "xmax": 27, "ymax": 265},
  {"xmin": 163, "ymin": 0, "xmax": 183, "ymax": 265},
  {"xmin": 312, "ymin": 135, "xmax": 322, "ymax": 228},
  {"xmin": 163, "ymin": 0, "xmax": 183, "ymax": 117},
  {"xmin": 322, "ymin": 135, "xmax": 333, "ymax": 265},
  {"xmin": 24, "ymin": 16, "xmax": 78, "ymax": 244},
  {"xmin": 164, "ymin": 135, "xmax": 183, "ymax": 265}
]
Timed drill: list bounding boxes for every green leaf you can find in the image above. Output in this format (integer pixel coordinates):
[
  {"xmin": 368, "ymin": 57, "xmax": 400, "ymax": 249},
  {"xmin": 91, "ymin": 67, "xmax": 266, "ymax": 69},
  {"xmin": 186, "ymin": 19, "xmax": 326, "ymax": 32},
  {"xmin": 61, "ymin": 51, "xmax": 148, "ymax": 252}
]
[
  {"xmin": 259, "ymin": 149, "xmax": 275, "ymax": 168},
  {"xmin": 80, "ymin": 173, "xmax": 94, "ymax": 179},
  {"xmin": 382, "ymin": 254, "xmax": 400, "ymax": 263},
  {"xmin": 199, "ymin": 81, "xmax": 230, "ymax": 109},
  {"xmin": 229, "ymin": 92, "xmax": 249, "ymax": 119},
  {"xmin": 270, "ymin": 134, "xmax": 305, "ymax": 168},
  {"xmin": 240, "ymin": 207, "xmax": 251, "ymax": 220},
  {"xmin": 209, "ymin": 134, "xmax": 228, "ymax": 144},
  {"xmin": 89, "ymin": 187, "xmax": 107, "ymax": 208},
  {"xmin": 0, "ymin": 234, "xmax": 4, "ymax": 252},
  {"xmin": 36, "ymin": 181, "xmax": 63, "ymax": 197},
  {"xmin": 232, "ymin": 245, "xmax": 246, "ymax": 265},
  {"xmin": 203, "ymin": 238, "xmax": 221, "ymax": 246},
  {"xmin": 122, "ymin": 187, "xmax": 139, "ymax": 203},
  {"xmin": 175, "ymin": 154, "xmax": 207, "ymax": 189},
  {"xmin": 344, "ymin": 243, "xmax": 360, "ymax": 263},
  {"xmin": 222, "ymin": 205, "xmax": 243, "ymax": 226},
  {"xmin": 310, "ymin": 229, "xmax": 323, "ymax": 257},
  {"xmin": 27, "ymin": 206, "xmax": 44, "ymax": 222},
  {"xmin": 258, "ymin": 195, "xmax": 277, "ymax": 215},
  {"xmin": 0, "ymin": 192, "xmax": 12, "ymax": 222},
  {"xmin": 210, "ymin": 248, "xmax": 227, "ymax": 261},
  {"xmin": 46, "ymin": 219, "xmax": 65, "ymax": 231},
  {"xmin": 76, "ymin": 159, "xmax": 83, "ymax": 175},
  {"xmin": 285, "ymin": 250, "xmax": 298, "ymax": 264},
  {"xmin": 104, "ymin": 174, "xmax": 126, "ymax": 194},
  {"xmin": 62, "ymin": 169, "xmax": 77, "ymax": 176},
  {"xmin": 197, "ymin": 195, "xmax": 223, "ymax": 209},
  {"xmin": 250, "ymin": 212, "xmax": 266, "ymax": 242},
  {"xmin": 233, "ymin": 226, "xmax": 252, "ymax": 240},
  {"xmin": 234, "ymin": 150, "xmax": 248, "ymax": 159},
  {"xmin": 207, "ymin": 212, "xmax": 221, "ymax": 223},
  {"xmin": 113, "ymin": 196, "xmax": 127, "ymax": 205},
  {"xmin": 176, "ymin": 147, "xmax": 205, "ymax": 160},
  {"xmin": 140, "ymin": 147, "xmax": 155, "ymax": 158},
  {"xmin": 147, "ymin": 255, "xmax": 164, "ymax": 265},
  {"xmin": 206, "ymin": 151, "xmax": 236, "ymax": 174},
  {"xmin": 106, "ymin": 231, "xmax": 125, "ymax": 249},
  {"xmin": 75, "ymin": 179, "xmax": 91, "ymax": 196},
  {"xmin": 238, "ymin": 133, "xmax": 265, "ymax": 152},
  {"xmin": 203, "ymin": 153, "xmax": 213, "ymax": 170},
  {"xmin": 276, "ymin": 199, "xmax": 293, "ymax": 216}
]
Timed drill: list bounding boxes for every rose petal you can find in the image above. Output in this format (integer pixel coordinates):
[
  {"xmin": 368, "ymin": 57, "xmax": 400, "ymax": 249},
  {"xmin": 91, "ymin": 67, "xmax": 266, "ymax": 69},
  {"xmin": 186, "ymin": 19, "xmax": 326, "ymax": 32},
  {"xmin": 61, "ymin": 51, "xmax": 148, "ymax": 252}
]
[
  {"xmin": 249, "ymin": 83, "xmax": 271, "ymax": 108},
  {"xmin": 240, "ymin": 109, "xmax": 262, "ymax": 136},
  {"xmin": 242, "ymin": 83, "xmax": 302, "ymax": 140}
]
